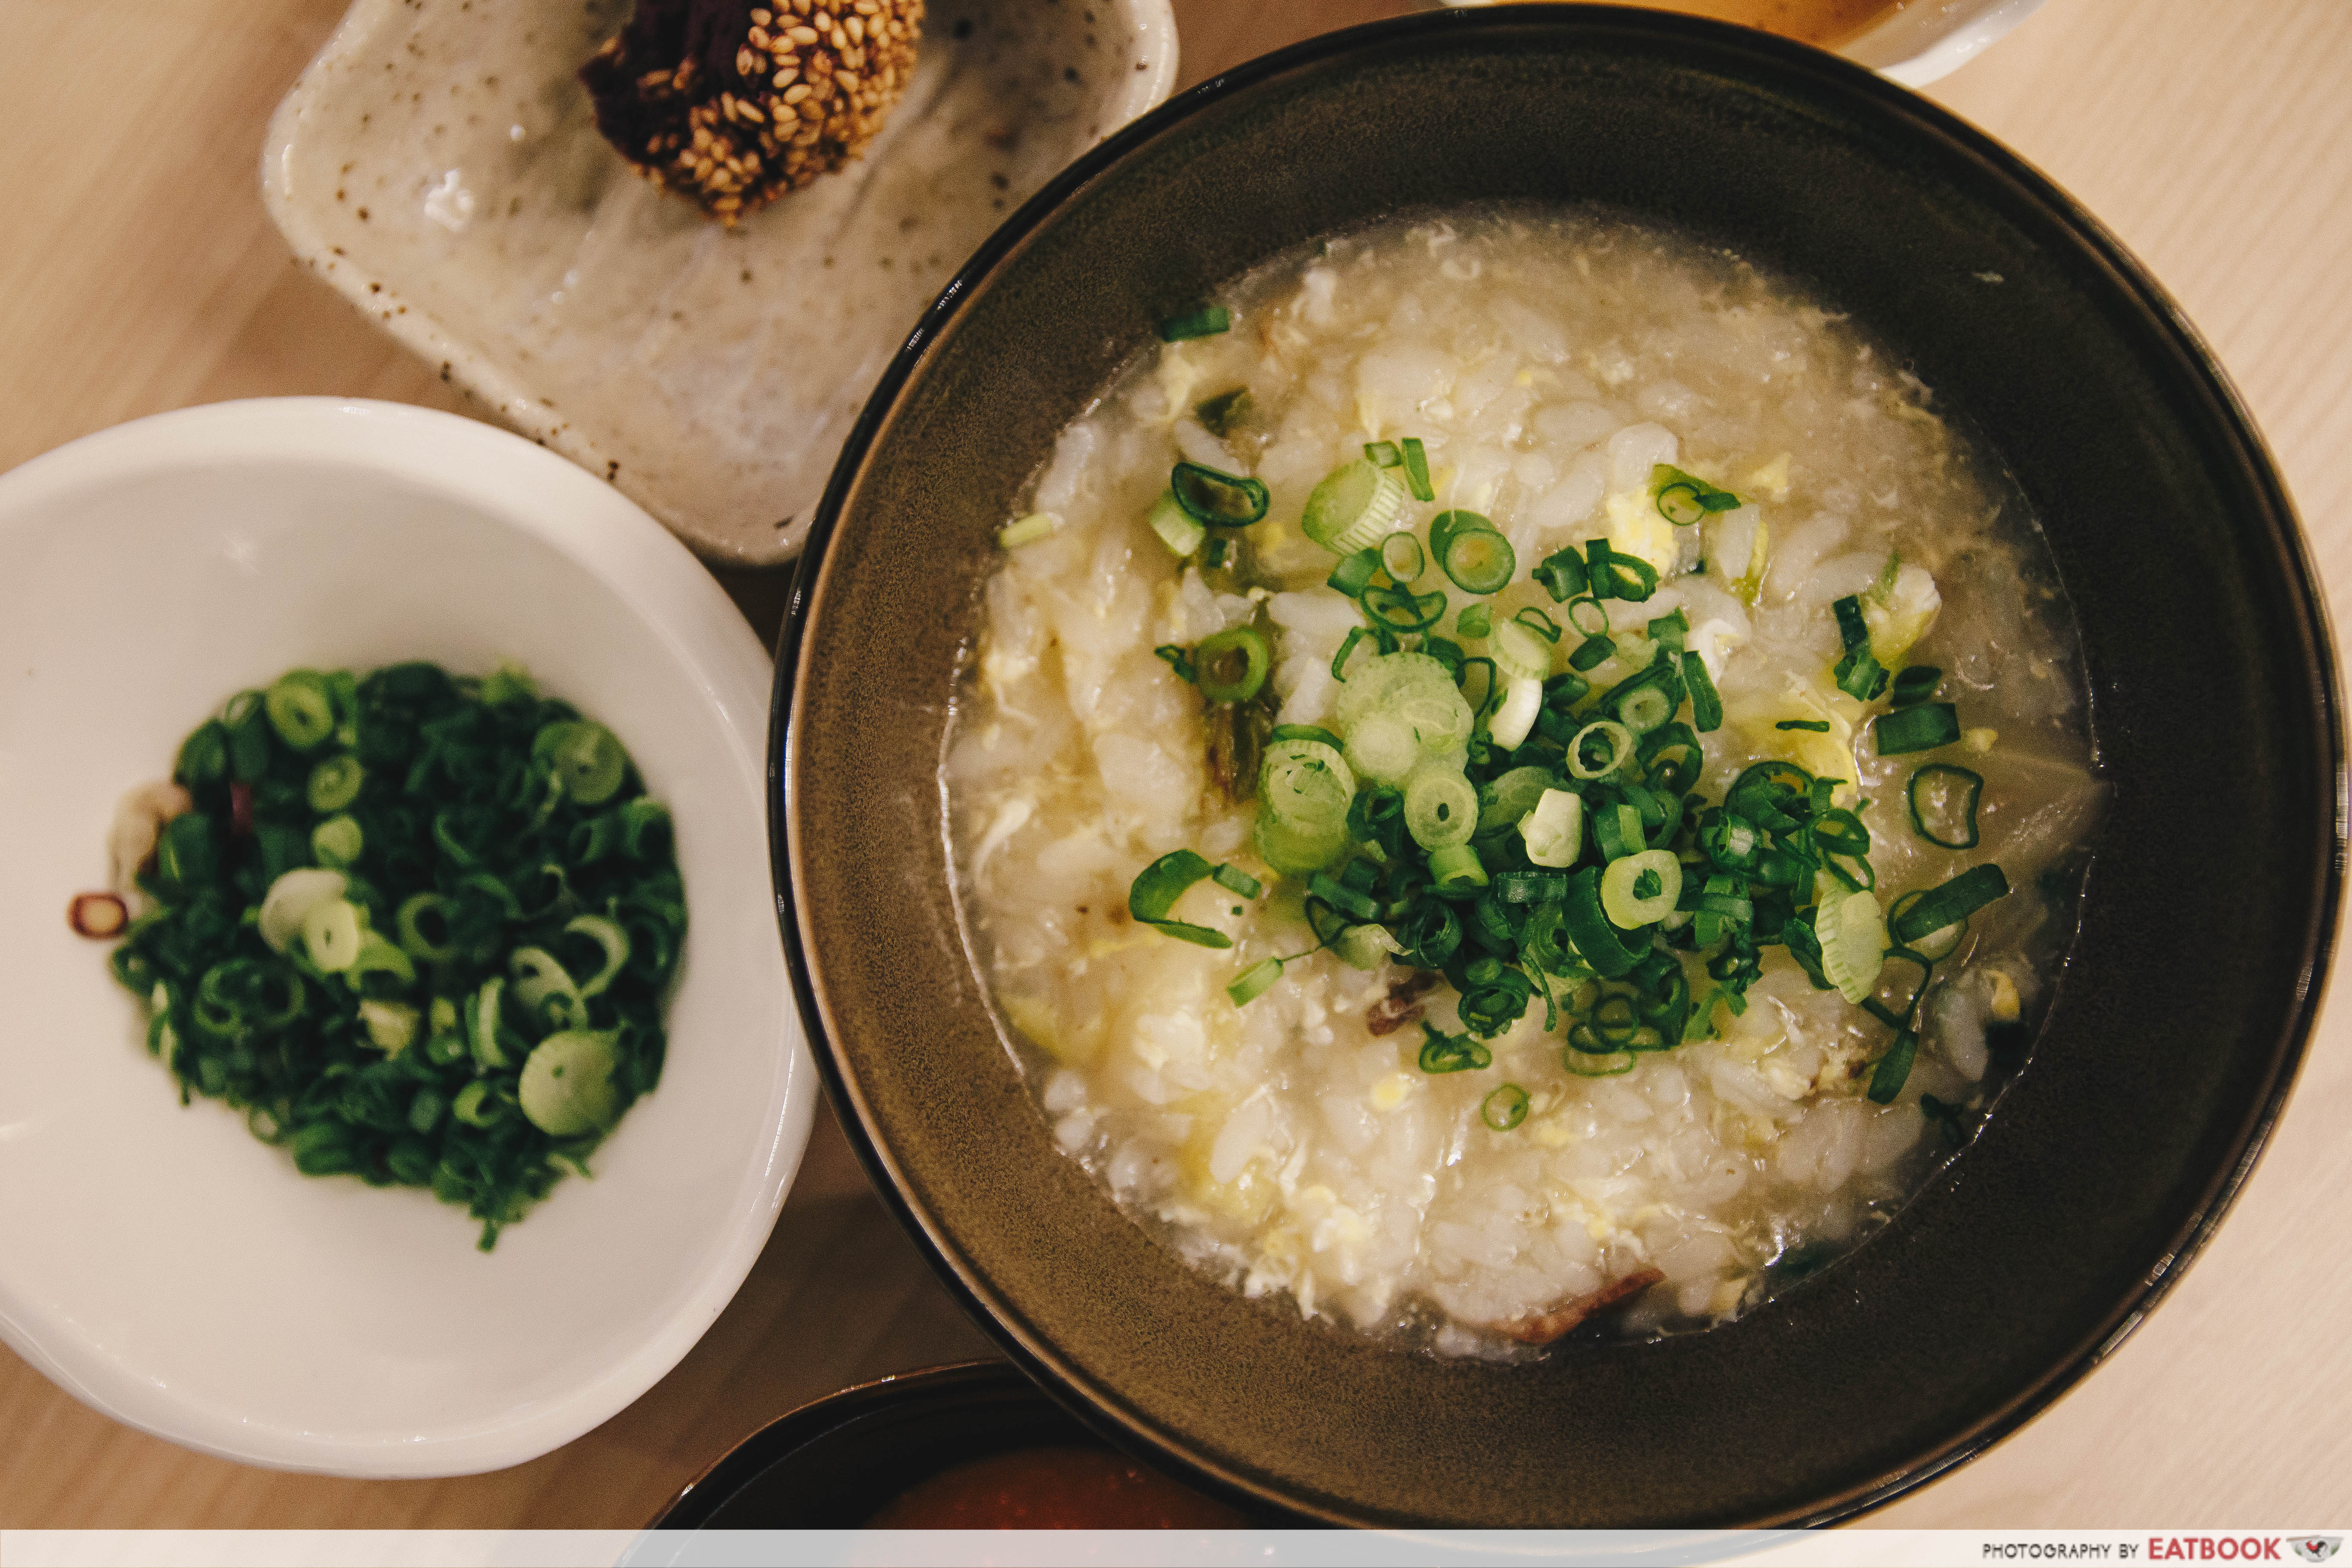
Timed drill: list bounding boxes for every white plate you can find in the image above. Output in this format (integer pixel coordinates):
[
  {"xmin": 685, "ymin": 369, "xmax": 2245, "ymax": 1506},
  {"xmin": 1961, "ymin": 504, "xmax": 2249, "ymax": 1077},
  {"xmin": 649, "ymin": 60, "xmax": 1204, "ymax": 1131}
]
[
  {"xmin": 263, "ymin": 0, "xmax": 1180, "ymax": 567},
  {"xmin": 0, "ymin": 400, "xmax": 813, "ymax": 1477}
]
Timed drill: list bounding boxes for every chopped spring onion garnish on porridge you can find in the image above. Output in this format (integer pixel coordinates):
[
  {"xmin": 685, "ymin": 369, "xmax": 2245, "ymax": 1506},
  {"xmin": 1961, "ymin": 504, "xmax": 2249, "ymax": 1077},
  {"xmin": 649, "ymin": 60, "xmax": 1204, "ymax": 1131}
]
[{"xmin": 954, "ymin": 212, "xmax": 2101, "ymax": 1352}]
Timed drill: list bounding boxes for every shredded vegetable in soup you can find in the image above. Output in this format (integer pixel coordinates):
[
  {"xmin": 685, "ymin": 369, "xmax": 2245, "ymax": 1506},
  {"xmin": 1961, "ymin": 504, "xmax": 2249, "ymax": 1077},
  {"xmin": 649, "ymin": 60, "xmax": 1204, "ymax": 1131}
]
[{"xmin": 948, "ymin": 211, "xmax": 2101, "ymax": 1355}]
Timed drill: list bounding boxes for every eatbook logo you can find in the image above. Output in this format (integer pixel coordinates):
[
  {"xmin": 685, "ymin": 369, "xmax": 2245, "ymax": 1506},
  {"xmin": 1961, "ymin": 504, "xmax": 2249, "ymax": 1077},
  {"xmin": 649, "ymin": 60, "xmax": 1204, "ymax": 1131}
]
[{"xmin": 2292, "ymin": 1540, "xmax": 2342, "ymax": 1565}]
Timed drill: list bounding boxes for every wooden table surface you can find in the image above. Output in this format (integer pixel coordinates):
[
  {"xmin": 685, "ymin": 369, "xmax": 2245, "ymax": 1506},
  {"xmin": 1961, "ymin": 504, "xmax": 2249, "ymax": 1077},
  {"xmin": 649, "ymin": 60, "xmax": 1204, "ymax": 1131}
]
[{"xmin": 3, "ymin": 0, "xmax": 2347, "ymax": 1533}]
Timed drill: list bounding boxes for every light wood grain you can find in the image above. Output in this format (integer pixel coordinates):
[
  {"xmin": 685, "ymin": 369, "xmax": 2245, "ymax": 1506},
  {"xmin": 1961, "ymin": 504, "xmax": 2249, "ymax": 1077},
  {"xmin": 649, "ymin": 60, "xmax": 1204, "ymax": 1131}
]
[{"xmin": 2, "ymin": 0, "xmax": 2347, "ymax": 1531}]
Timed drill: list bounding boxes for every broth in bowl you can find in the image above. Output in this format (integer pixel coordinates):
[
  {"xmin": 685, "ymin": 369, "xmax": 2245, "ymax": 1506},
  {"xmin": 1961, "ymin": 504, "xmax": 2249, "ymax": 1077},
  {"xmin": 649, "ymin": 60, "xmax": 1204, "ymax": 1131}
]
[{"xmin": 947, "ymin": 210, "xmax": 2101, "ymax": 1357}]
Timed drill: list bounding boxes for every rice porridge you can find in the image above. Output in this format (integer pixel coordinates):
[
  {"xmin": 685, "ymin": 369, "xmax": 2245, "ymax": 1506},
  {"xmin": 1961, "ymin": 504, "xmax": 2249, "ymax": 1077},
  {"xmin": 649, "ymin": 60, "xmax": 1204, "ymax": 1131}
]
[{"xmin": 946, "ymin": 210, "xmax": 2101, "ymax": 1357}]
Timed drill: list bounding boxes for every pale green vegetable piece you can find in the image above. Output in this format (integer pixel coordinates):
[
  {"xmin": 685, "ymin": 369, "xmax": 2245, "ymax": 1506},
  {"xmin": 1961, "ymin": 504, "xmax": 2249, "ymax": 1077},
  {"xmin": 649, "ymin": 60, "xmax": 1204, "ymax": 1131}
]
[
  {"xmin": 259, "ymin": 868, "xmax": 347, "ymax": 954},
  {"xmin": 1819, "ymin": 889, "xmax": 1890, "ymax": 1004},
  {"xmin": 1488, "ymin": 675, "xmax": 1543, "ymax": 751},
  {"xmin": 1600, "ymin": 848, "xmax": 1682, "ymax": 928},
  {"xmin": 359, "ymin": 999, "xmax": 419, "ymax": 1053},
  {"xmin": 302, "ymin": 898, "xmax": 365, "ymax": 973},
  {"xmin": 1403, "ymin": 763, "xmax": 1478, "ymax": 850},
  {"xmin": 520, "ymin": 1029, "xmax": 622, "ymax": 1136},
  {"xmin": 1520, "ymin": 788, "xmax": 1585, "ymax": 868},
  {"xmin": 1344, "ymin": 713, "xmax": 1422, "ymax": 784}
]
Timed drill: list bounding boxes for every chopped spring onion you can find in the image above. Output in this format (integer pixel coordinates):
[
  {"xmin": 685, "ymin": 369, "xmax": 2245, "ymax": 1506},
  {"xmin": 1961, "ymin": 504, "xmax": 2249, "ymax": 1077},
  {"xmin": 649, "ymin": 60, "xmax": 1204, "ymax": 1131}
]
[
  {"xmin": 1561, "ymin": 867, "xmax": 1643, "ymax": 976},
  {"xmin": 518, "ymin": 1029, "xmax": 621, "ymax": 1136},
  {"xmin": 1127, "ymin": 849, "xmax": 1235, "ymax": 948},
  {"xmin": 1226, "ymin": 957, "xmax": 1284, "ymax": 1006},
  {"xmin": 1196, "ymin": 626, "xmax": 1270, "ymax": 703},
  {"xmin": 1212, "ymin": 863, "xmax": 1264, "ymax": 898},
  {"xmin": 1153, "ymin": 644, "xmax": 1197, "ymax": 683},
  {"xmin": 1906, "ymin": 764, "xmax": 1984, "ymax": 850},
  {"xmin": 108, "ymin": 661, "xmax": 683, "ymax": 1247},
  {"xmin": 1601, "ymin": 848, "xmax": 1682, "ymax": 928},
  {"xmin": 259, "ymin": 867, "xmax": 348, "ymax": 953},
  {"xmin": 510, "ymin": 946, "xmax": 585, "ymax": 1030},
  {"xmin": 1866, "ymin": 1030, "xmax": 1920, "ymax": 1105},
  {"xmin": 1568, "ymin": 720, "xmax": 1635, "ymax": 780},
  {"xmin": 1494, "ymin": 870, "xmax": 1571, "ymax": 903},
  {"xmin": 1363, "ymin": 440, "xmax": 1402, "ymax": 467},
  {"xmin": 1874, "ymin": 701, "xmax": 1962, "ymax": 755},
  {"xmin": 535, "ymin": 721, "xmax": 627, "ymax": 805},
  {"xmin": 1380, "ymin": 532, "xmax": 1426, "ymax": 583},
  {"xmin": 1520, "ymin": 788, "xmax": 1584, "ymax": 868},
  {"xmin": 1403, "ymin": 765, "xmax": 1479, "ymax": 849},
  {"xmin": 1490, "ymin": 621, "xmax": 1552, "ymax": 684},
  {"xmin": 1171, "ymin": 461, "xmax": 1270, "ymax": 528},
  {"xmin": 264, "ymin": 672, "xmax": 335, "ymax": 752},
  {"xmin": 1584, "ymin": 539, "xmax": 1659, "ymax": 601},
  {"xmin": 1488, "ymin": 676, "xmax": 1544, "ymax": 750},
  {"xmin": 1533, "ymin": 546, "xmax": 1590, "ymax": 602},
  {"xmin": 1308, "ymin": 872, "xmax": 1381, "ymax": 923},
  {"xmin": 1679, "ymin": 651, "xmax": 1723, "ymax": 733},
  {"xmin": 1651, "ymin": 464, "xmax": 1742, "ymax": 526},
  {"xmin": 1891, "ymin": 863, "xmax": 2011, "ymax": 944},
  {"xmin": 563, "ymin": 914, "xmax": 631, "ymax": 996},
  {"xmin": 1303, "ymin": 459, "xmax": 1409, "ymax": 554},
  {"xmin": 1327, "ymin": 547, "xmax": 1381, "ymax": 597},
  {"xmin": 1362, "ymin": 584, "xmax": 1449, "ymax": 634},
  {"xmin": 1148, "ymin": 492, "xmax": 1205, "ymax": 557},
  {"xmin": 1417, "ymin": 1022, "xmax": 1492, "ymax": 1074},
  {"xmin": 1831, "ymin": 594, "xmax": 1889, "ymax": 701},
  {"xmin": 1890, "ymin": 664, "xmax": 1943, "ymax": 708},
  {"xmin": 1457, "ymin": 603, "xmax": 1493, "ymax": 638},
  {"xmin": 998, "ymin": 511, "xmax": 1060, "ymax": 549},
  {"xmin": 1439, "ymin": 531, "xmax": 1514, "ymax": 597},
  {"xmin": 1158, "ymin": 304, "xmax": 1229, "ymax": 341},
  {"xmin": 1568, "ymin": 633, "xmax": 1616, "ymax": 672},
  {"xmin": 1256, "ymin": 739, "xmax": 1354, "ymax": 872},
  {"xmin": 1886, "ymin": 890, "xmax": 1968, "ymax": 961},
  {"xmin": 452, "ymin": 1079, "xmax": 504, "ymax": 1128},
  {"xmin": 1776, "ymin": 719, "xmax": 1831, "ymax": 733},
  {"xmin": 1427, "ymin": 843, "xmax": 1487, "ymax": 889},
  {"xmin": 1481, "ymin": 1083, "xmax": 1530, "ymax": 1131},
  {"xmin": 1270, "ymin": 724, "xmax": 1343, "ymax": 750},
  {"xmin": 1477, "ymin": 766, "xmax": 1555, "ymax": 835},
  {"xmin": 1562, "ymin": 1044, "xmax": 1637, "ymax": 1076},
  {"xmin": 311, "ymin": 814, "xmax": 363, "ymax": 867},
  {"xmin": 1426, "ymin": 509, "xmax": 1479, "ymax": 563},
  {"xmin": 1817, "ymin": 889, "xmax": 1889, "ymax": 1004},
  {"xmin": 1612, "ymin": 679, "xmax": 1676, "ymax": 737},
  {"xmin": 302, "ymin": 898, "xmax": 365, "ymax": 973},
  {"xmin": 1196, "ymin": 387, "xmax": 1252, "ymax": 436},
  {"xmin": 1345, "ymin": 713, "xmax": 1422, "ymax": 784},
  {"xmin": 306, "ymin": 756, "xmax": 365, "ymax": 813},
  {"xmin": 1400, "ymin": 437, "xmax": 1435, "ymax": 502}
]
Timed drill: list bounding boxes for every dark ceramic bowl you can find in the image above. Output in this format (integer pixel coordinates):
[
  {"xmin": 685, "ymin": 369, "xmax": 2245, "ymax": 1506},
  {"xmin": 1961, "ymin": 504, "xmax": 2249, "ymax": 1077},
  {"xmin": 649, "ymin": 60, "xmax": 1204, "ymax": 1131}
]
[
  {"xmin": 647, "ymin": 1361, "xmax": 1147, "ymax": 1528},
  {"xmin": 771, "ymin": 5, "xmax": 2342, "ymax": 1529}
]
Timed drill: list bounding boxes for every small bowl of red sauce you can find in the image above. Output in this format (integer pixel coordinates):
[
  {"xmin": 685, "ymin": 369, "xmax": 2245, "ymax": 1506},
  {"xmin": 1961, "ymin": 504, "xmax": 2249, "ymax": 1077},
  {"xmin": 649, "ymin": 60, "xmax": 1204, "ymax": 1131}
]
[{"xmin": 649, "ymin": 1361, "xmax": 1254, "ymax": 1530}]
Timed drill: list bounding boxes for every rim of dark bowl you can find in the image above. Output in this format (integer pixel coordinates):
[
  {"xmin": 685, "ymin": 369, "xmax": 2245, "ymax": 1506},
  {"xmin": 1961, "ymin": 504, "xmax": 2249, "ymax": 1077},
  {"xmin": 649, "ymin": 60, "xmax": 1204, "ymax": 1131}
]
[
  {"xmin": 768, "ymin": 3, "xmax": 2346, "ymax": 1527},
  {"xmin": 648, "ymin": 1361, "xmax": 1054, "ymax": 1530}
]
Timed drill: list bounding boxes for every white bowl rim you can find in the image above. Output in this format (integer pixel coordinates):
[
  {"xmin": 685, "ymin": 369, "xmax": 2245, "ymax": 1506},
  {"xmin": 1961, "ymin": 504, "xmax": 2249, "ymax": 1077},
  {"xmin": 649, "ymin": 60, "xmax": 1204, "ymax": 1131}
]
[{"xmin": 0, "ymin": 397, "xmax": 813, "ymax": 1477}]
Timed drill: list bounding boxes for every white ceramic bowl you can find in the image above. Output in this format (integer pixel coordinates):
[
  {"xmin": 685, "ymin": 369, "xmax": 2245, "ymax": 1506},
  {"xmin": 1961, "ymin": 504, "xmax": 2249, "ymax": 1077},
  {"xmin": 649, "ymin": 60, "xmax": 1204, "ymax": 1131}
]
[{"xmin": 0, "ymin": 400, "xmax": 813, "ymax": 1477}]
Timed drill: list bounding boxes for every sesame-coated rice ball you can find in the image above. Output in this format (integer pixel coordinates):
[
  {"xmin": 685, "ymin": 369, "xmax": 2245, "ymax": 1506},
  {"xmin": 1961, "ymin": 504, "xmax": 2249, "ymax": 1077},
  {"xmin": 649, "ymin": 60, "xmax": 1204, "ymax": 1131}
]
[{"xmin": 581, "ymin": 0, "xmax": 924, "ymax": 224}]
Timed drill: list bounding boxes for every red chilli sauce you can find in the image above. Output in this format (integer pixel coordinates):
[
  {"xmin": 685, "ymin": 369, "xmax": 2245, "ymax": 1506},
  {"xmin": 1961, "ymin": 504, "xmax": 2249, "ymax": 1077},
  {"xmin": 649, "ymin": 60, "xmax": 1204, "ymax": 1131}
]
[{"xmin": 865, "ymin": 1446, "xmax": 1247, "ymax": 1529}]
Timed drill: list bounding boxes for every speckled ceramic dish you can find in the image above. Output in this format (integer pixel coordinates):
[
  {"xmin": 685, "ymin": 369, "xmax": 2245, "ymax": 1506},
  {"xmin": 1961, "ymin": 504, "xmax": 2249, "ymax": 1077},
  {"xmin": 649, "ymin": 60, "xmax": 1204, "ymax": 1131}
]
[
  {"xmin": 263, "ymin": 0, "xmax": 1177, "ymax": 566},
  {"xmin": 773, "ymin": 6, "xmax": 2341, "ymax": 1527}
]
